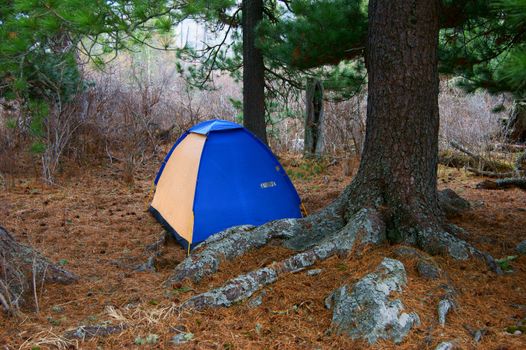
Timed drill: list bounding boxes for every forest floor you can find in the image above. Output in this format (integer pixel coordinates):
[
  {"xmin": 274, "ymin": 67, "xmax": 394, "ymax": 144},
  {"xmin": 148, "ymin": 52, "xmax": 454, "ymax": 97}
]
[{"xmin": 0, "ymin": 153, "xmax": 525, "ymax": 350}]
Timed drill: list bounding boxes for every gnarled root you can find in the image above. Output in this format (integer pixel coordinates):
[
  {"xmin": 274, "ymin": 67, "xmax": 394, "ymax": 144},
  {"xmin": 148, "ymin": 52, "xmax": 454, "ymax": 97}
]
[
  {"xmin": 167, "ymin": 193, "xmax": 347, "ymax": 284},
  {"xmin": 169, "ymin": 186, "xmax": 501, "ymax": 311},
  {"xmin": 180, "ymin": 208, "xmax": 385, "ymax": 310},
  {"xmin": 0, "ymin": 226, "xmax": 77, "ymax": 314},
  {"xmin": 414, "ymin": 228, "xmax": 501, "ymax": 274}
]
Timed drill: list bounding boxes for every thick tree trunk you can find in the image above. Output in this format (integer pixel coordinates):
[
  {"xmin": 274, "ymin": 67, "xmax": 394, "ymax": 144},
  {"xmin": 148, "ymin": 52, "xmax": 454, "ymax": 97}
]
[
  {"xmin": 304, "ymin": 78, "xmax": 325, "ymax": 157},
  {"xmin": 348, "ymin": 0, "xmax": 441, "ymax": 242},
  {"xmin": 242, "ymin": 0, "xmax": 268, "ymax": 145}
]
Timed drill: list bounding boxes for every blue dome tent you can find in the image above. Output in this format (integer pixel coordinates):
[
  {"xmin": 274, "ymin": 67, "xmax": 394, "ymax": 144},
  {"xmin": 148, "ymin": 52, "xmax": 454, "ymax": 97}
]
[{"xmin": 149, "ymin": 120, "xmax": 302, "ymax": 250}]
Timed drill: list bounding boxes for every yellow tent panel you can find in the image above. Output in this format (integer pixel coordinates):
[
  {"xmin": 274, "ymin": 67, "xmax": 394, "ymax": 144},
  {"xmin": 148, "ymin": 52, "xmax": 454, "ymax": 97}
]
[{"xmin": 151, "ymin": 133, "xmax": 206, "ymax": 243}]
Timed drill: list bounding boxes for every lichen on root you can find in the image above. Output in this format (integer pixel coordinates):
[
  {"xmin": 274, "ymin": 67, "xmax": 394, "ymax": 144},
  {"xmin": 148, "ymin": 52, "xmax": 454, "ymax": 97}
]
[
  {"xmin": 325, "ymin": 258, "xmax": 420, "ymax": 344},
  {"xmin": 163, "ymin": 185, "xmax": 501, "ymax": 345},
  {"xmin": 179, "ymin": 208, "xmax": 385, "ymax": 310},
  {"xmin": 167, "ymin": 192, "xmax": 347, "ymax": 285},
  {"xmin": 168, "ymin": 186, "xmax": 499, "ymax": 292}
]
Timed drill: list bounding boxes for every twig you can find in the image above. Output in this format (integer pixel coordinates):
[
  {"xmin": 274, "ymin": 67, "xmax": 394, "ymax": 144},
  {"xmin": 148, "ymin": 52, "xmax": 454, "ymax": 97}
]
[
  {"xmin": 39, "ymin": 263, "xmax": 49, "ymax": 307},
  {"xmin": 0, "ymin": 290, "xmax": 10, "ymax": 312},
  {"xmin": 0, "ymin": 278, "xmax": 14, "ymax": 313},
  {"xmin": 32, "ymin": 255, "xmax": 39, "ymax": 314}
]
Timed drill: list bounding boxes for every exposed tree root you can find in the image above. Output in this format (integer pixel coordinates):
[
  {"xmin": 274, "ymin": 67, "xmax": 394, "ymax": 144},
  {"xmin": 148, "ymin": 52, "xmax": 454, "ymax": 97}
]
[
  {"xmin": 167, "ymin": 192, "xmax": 347, "ymax": 285},
  {"xmin": 326, "ymin": 258, "xmax": 420, "ymax": 344},
  {"xmin": 169, "ymin": 187, "xmax": 500, "ymax": 312},
  {"xmin": 0, "ymin": 226, "xmax": 77, "ymax": 314},
  {"xmin": 180, "ymin": 208, "xmax": 385, "ymax": 310},
  {"xmin": 64, "ymin": 324, "xmax": 127, "ymax": 340}
]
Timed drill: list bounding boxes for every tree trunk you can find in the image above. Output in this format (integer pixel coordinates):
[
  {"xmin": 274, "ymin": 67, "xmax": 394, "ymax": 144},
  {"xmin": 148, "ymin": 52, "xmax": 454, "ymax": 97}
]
[
  {"xmin": 304, "ymin": 78, "xmax": 325, "ymax": 157},
  {"xmin": 0, "ymin": 226, "xmax": 77, "ymax": 313},
  {"xmin": 506, "ymin": 100, "xmax": 526, "ymax": 143},
  {"xmin": 242, "ymin": 0, "xmax": 268, "ymax": 145},
  {"xmin": 349, "ymin": 0, "xmax": 441, "ymax": 241}
]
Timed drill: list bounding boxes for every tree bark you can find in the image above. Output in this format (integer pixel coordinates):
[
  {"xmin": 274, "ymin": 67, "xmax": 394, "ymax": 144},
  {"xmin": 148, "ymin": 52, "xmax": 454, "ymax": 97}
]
[
  {"xmin": 348, "ymin": 0, "xmax": 441, "ymax": 241},
  {"xmin": 242, "ymin": 0, "xmax": 268, "ymax": 145},
  {"xmin": 304, "ymin": 78, "xmax": 325, "ymax": 157}
]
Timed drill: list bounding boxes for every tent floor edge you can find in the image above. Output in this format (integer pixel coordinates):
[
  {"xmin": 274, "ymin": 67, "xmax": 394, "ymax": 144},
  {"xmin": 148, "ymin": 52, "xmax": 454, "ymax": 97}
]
[{"xmin": 148, "ymin": 206, "xmax": 195, "ymax": 251}]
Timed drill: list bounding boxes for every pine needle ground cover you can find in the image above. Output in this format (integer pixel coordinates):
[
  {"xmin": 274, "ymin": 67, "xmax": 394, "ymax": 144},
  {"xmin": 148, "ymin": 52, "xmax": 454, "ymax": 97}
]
[{"xmin": 0, "ymin": 156, "xmax": 525, "ymax": 349}]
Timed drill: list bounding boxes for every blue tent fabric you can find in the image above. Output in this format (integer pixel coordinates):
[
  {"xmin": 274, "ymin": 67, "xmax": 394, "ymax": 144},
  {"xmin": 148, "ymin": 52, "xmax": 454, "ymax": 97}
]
[
  {"xmin": 150, "ymin": 119, "xmax": 302, "ymax": 249},
  {"xmin": 154, "ymin": 121, "xmax": 243, "ymax": 184},
  {"xmin": 189, "ymin": 119, "xmax": 243, "ymax": 135},
  {"xmin": 192, "ymin": 129, "xmax": 301, "ymax": 243}
]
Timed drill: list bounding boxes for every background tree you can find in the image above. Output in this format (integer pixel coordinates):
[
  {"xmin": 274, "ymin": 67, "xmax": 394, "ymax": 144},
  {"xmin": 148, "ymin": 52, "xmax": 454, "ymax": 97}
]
[
  {"xmin": 242, "ymin": 0, "xmax": 267, "ymax": 143},
  {"xmin": 303, "ymin": 78, "xmax": 324, "ymax": 157}
]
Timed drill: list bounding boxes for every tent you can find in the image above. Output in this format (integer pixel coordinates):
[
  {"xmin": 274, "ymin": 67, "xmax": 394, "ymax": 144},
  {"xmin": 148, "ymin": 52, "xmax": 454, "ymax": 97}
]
[{"xmin": 149, "ymin": 119, "xmax": 302, "ymax": 250}]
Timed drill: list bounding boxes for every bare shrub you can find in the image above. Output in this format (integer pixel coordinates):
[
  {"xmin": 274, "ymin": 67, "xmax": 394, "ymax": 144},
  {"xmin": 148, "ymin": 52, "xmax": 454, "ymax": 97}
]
[
  {"xmin": 41, "ymin": 93, "xmax": 87, "ymax": 183},
  {"xmin": 3, "ymin": 46, "xmax": 513, "ymax": 183},
  {"xmin": 79, "ymin": 49, "xmax": 242, "ymax": 183},
  {"xmin": 324, "ymin": 92, "xmax": 367, "ymax": 157},
  {"xmin": 439, "ymin": 81, "xmax": 510, "ymax": 153}
]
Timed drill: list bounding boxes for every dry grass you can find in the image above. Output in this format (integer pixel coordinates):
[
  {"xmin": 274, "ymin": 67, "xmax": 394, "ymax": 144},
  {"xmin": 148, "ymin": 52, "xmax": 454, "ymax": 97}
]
[{"xmin": 0, "ymin": 157, "xmax": 525, "ymax": 349}]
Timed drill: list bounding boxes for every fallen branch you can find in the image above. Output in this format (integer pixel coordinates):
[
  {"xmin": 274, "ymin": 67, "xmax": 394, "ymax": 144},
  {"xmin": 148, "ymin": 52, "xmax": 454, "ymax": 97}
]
[
  {"xmin": 515, "ymin": 150, "xmax": 526, "ymax": 171},
  {"xmin": 488, "ymin": 143, "xmax": 526, "ymax": 153},
  {"xmin": 465, "ymin": 167, "xmax": 518, "ymax": 178},
  {"xmin": 449, "ymin": 141, "xmax": 482, "ymax": 162},
  {"xmin": 476, "ymin": 178, "xmax": 526, "ymax": 190},
  {"xmin": 443, "ymin": 140, "xmax": 514, "ymax": 174}
]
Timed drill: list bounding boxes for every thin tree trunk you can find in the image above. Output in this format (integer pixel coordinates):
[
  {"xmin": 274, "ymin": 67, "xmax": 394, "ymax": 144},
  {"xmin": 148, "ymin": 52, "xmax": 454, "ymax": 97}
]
[
  {"xmin": 349, "ymin": 0, "xmax": 441, "ymax": 241},
  {"xmin": 304, "ymin": 78, "xmax": 324, "ymax": 157},
  {"xmin": 242, "ymin": 0, "xmax": 268, "ymax": 145},
  {"xmin": 506, "ymin": 100, "xmax": 526, "ymax": 143}
]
